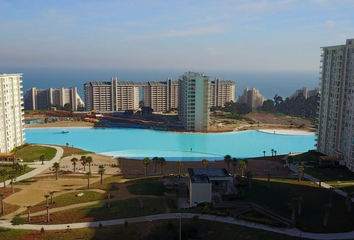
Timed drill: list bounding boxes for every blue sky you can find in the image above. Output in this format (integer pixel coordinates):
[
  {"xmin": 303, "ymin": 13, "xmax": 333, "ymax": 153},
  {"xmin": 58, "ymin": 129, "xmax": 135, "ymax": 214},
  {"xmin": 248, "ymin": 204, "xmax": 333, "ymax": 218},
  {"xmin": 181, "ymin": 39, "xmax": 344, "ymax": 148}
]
[{"xmin": 0, "ymin": 0, "xmax": 353, "ymax": 71}]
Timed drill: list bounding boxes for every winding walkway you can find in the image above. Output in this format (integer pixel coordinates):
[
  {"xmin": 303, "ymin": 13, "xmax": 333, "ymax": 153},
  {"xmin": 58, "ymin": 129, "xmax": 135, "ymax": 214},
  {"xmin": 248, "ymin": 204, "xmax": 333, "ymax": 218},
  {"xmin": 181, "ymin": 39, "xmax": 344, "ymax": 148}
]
[{"xmin": 2, "ymin": 148, "xmax": 354, "ymax": 239}]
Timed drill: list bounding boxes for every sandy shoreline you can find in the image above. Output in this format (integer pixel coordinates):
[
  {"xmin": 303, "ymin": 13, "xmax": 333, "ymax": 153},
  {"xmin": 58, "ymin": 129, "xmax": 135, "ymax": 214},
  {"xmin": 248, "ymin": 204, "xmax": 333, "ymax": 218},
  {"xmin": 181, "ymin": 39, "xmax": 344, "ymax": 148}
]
[{"xmin": 258, "ymin": 129, "xmax": 316, "ymax": 136}]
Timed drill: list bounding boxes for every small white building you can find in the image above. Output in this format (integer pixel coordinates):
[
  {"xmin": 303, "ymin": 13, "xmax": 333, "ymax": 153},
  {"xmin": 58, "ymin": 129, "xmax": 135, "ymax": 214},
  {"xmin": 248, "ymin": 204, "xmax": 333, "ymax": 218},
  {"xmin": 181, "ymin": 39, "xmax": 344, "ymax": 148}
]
[{"xmin": 187, "ymin": 168, "xmax": 237, "ymax": 207}]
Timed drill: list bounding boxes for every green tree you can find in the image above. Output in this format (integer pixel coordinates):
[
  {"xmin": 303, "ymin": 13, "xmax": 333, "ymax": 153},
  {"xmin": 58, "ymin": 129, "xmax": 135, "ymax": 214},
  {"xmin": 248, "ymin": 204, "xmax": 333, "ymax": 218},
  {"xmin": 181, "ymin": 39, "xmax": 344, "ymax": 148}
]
[
  {"xmin": 237, "ymin": 103, "xmax": 252, "ymax": 115},
  {"xmin": 176, "ymin": 161, "xmax": 183, "ymax": 175},
  {"xmin": 0, "ymin": 193, "xmax": 4, "ymax": 214},
  {"xmin": 238, "ymin": 161, "xmax": 247, "ymax": 177},
  {"xmin": 64, "ymin": 103, "xmax": 72, "ymax": 111},
  {"xmin": 39, "ymin": 155, "xmax": 46, "ymax": 165},
  {"xmin": 224, "ymin": 155, "xmax": 232, "ymax": 172},
  {"xmin": 152, "ymin": 157, "xmax": 159, "ymax": 174},
  {"xmin": 80, "ymin": 156, "xmax": 87, "ymax": 171},
  {"xmin": 202, "ymin": 159, "xmax": 209, "ymax": 169},
  {"xmin": 142, "ymin": 157, "xmax": 151, "ymax": 177},
  {"xmin": 51, "ymin": 162, "xmax": 60, "ymax": 180},
  {"xmin": 12, "ymin": 214, "xmax": 25, "ymax": 227},
  {"xmin": 98, "ymin": 165, "xmax": 106, "ymax": 185},
  {"xmin": 232, "ymin": 157, "xmax": 238, "ymax": 174},
  {"xmin": 0, "ymin": 169, "xmax": 8, "ymax": 188},
  {"xmin": 71, "ymin": 157, "xmax": 78, "ymax": 173},
  {"xmin": 9, "ymin": 174, "xmax": 16, "ymax": 193},
  {"xmin": 159, "ymin": 157, "xmax": 166, "ymax": 175},
  {"xmin": 260, "ymin": 99, "xmax": 276, "ymax": 113},
  {"xmin": 85, "ymin": 171, "xmax": 92, "ymax": 189},
  {"xmin": 86, "ymin": 156, "xmax": 93, "ymax": 172}
]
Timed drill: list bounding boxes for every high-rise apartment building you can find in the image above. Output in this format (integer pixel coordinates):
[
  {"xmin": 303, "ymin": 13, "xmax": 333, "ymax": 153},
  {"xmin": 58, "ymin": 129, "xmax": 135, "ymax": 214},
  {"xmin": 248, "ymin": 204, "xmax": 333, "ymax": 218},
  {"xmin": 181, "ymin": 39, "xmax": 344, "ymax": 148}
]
[
  {"xmin": 84, "ymin": 78, "xmax": 143, "ymax": 111},
  {"xmin": 210, "ymin": 78, "xmax": 235, "ymax": 107},
  {"xmin": 0, "ymin": 74, "xmax": 25, "ymax": 153},
  {"xmin": 238, "ymin": 87, "xmax": 266, "ymax": 108},
  {"xmin": 24, "ymin": 87, "xmax": 84, "ymax": 111},
  {"xmin": 290, "ymin": 87, "xmax": 319, "ymax": 99},
  {"xmin": 143, "ymin": 78, "xmax": 178, "ymax": 112},
  {"xmin": 178, "ymin": 72, "xmax": 210, "ymax": 131},
  {"xmin": 317, "ymin": 39, "xmax": 354, "ymax": 171}
]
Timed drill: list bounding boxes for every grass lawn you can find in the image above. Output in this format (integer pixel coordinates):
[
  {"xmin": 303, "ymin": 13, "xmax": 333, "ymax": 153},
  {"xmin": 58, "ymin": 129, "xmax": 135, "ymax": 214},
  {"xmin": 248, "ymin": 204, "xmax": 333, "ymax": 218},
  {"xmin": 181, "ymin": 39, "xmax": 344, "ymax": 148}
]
[
  {"xmin": 238, "ymin": 178, "xmax": 354, "ymax": 233},
  {"xmin": 22, "ymin": 191, "xmax": 110, "ymax": 214},
  {"xmin": 0, "ymin": 219, "xmax": 306, "ymax": 240},
  {"xmin": 15, "ymin": 145, "xmax": 57, "ymax": 162},
  {"xmin": 126, "ymin": 180, "xmax": 167, "ymax": 196},
  {"xmin": 28, "ymin": 197, "xmax": 165, "ymax": 224},
  {"xmin": 305, "ymin": 167, "xmax": 354, "ymax": 182},
  {"xmin": 61, "ymin": 150, "xmax": 93, "ymax": 158},
  {"xmin": 89, "ymin": 175, "xmax": 121, "ymax": 191}
]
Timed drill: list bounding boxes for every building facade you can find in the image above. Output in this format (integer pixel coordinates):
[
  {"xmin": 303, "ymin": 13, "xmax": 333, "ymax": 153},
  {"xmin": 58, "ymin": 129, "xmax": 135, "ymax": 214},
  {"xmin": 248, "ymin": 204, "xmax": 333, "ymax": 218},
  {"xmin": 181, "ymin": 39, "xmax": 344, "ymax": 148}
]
[
  {"xmin": 210, "ymin": 78, "xmax": 235, "ymax": 107},
  {"xmin": 84, "ymin": 78, "xmax": 143, "ymax": 111},
  {"xmin": 143, "ymin": 78, "xmax": 178, "ymax": 112},
  {"xmin": 237, "ymin": 87, "xmax": 266, "ymax": 108},
  {"xmin": 290, "ymin": 87, "xmax": 319, "ymax": 99},
  {"xmin": 178, "ymin": 72, "xmax": 210, "ymax": 131},
  {"xmin": 0, "ymin": 74, "xmax": 25, "ymax": 153},
  {"xmin": 24, "ymin": 87, "xmax": 84, "ymax": 111},
  {"xmin": 317, "ymin": 39, "xmax": 354, "ymax": 171}
]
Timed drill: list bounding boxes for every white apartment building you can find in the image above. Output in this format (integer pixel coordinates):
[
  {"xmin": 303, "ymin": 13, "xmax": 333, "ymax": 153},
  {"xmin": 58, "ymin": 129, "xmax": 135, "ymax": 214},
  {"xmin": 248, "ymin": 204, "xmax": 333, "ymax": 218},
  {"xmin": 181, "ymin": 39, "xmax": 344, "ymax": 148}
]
[
  {"xmin": 84, "ymin": 78, "xmax": 143, "ymax": 111},
  {"xmin": 143, "ymin": 78, "xmax": 178, "ymax": 112},
  {"xmin": 0, "ymin": 74, "xmax": 25, "ymax": 153},
  {"xmin": 317, "ymin": 39, "xmax": 354, "ymax": 171},
  {"xmin": 238, "ymin": 87, "xmax": 266, "ymax": 108},
  {"xmin": 24, "ymin": 87, "xmax": 84, "ymax": 111},
  {"xmin": 290, "ymin": 87, "xmax": 319, "ymax": 99},
  {"xmin": 210, "ymin": 78, "xmax": 235, "ymax": 107},
  {"xmin": 178, "ymin": 72, "xmax": 210, "ymax": 131}
]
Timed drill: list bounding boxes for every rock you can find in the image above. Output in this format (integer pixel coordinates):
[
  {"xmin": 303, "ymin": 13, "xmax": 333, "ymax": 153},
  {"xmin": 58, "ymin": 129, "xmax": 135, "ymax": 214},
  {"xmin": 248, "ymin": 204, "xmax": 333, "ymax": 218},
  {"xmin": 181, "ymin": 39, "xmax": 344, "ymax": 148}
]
[{"xmin": 76, "ymin": 193, "xmax": 84, "ymax": 197}]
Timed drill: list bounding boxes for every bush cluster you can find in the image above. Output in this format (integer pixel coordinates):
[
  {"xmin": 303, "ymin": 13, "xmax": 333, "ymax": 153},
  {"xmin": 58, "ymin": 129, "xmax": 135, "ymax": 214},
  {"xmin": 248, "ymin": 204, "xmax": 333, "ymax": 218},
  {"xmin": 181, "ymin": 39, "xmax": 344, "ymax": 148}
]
[
  {"xmin": 238, "ymin": 212, "xmax": 281, "ymax": 227},
  {"xmin": 10, "ymin": 143, "xmax": 30, "ymax": 153}
]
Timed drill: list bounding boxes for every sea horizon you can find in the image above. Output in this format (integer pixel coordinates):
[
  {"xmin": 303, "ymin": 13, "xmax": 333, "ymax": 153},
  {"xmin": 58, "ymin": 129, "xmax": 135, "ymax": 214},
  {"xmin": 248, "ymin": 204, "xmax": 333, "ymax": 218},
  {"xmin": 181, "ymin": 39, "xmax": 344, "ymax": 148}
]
[{"xmin": 1, "ymin": 67, "xmax": 319, "ymax": 101}]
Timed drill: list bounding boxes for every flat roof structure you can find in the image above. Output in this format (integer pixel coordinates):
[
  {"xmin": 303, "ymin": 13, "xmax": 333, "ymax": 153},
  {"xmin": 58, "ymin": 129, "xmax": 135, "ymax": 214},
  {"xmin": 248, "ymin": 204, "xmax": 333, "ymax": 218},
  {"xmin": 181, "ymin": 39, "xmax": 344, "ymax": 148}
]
[{"xmin": 188, "ymin": 168, "xmax": 230, "ymax": 183}]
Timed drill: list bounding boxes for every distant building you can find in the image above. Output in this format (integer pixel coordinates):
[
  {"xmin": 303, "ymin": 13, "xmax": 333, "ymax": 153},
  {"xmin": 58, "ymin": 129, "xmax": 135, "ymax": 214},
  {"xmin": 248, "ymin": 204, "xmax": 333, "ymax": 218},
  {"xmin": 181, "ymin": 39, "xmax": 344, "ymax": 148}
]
[
  {"xmin": 290, "ymin": 87, "xmax": 319, "ymax": 99},
  {"xmin": 0, "ymin": 73, "xmax": 25, "ymax": 153},
  {"xmin": 143, "ymin": 78, "xmax": 178, "ymax": 112},
  {"xmin": 210, "ymin": 78, "xmax": 235, "ymax": 107},
  {"xmin": 178, "ymin": 72, "xmax": 210, "ymax": 131},
  {"xmin": 24, "ymin": 87, "xmax": 84, "ymax": 111},
  {"xmin": 84, "ymin": 78, "xmax": 144, "ymax": 111},
  {"xmin": 317, "ymin": 38, "xmax": 354, "ymax": 171},
  {"xmin": 238, "ymin": 87, "xmax": 266, "ymax": 108},
  {"xmin": 187, "ymin": 168, "xmax": 237, "ymax": 207}
]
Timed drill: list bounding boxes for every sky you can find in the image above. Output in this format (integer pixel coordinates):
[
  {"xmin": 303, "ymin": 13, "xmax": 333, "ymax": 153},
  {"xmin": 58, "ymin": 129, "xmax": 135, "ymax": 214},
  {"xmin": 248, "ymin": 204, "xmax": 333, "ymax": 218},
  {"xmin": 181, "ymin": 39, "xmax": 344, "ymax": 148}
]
[{"xmin": 0, "ymin": 0, "xmax": 353, "ymax": 71}]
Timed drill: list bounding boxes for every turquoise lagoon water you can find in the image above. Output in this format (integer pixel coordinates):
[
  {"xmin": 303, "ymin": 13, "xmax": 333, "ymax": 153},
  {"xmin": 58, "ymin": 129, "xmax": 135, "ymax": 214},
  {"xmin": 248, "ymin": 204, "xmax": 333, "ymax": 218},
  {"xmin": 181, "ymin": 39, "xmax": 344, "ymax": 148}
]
[{"xmin": 24, "ymin": 128, "xmax": 316, "ymax": 161}]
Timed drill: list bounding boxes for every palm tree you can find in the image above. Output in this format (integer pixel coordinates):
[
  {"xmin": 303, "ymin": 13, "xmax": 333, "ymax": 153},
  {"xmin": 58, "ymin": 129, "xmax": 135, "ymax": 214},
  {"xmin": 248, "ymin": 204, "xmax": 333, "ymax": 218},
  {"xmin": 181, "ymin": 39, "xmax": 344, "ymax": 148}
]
[
  {"xmin": 71, "ymin": 158, "xmax": 78, "ymax": 173},
  {"xmin": 86, "ymin": 156, "xmax": 93, "ymax": 172},
  {"xmin": 224, "ymin": 155, "xmax": 232, "ymax": 172},
  {"xmin": 176, "ymin": 161, "xmax": 183, "ymax": 175},
  {"xmin": 246, "ymin": 171, "xmax": 253, "ymax": 190},
  {"xmin": 51, "ymin": 162, "xmax": 60, "ymax": 180},
  {"xmin": 9, "ymin": 174, "xmax": 16, "ymax": 193},
  {"xmin": 263, "ymin": 151, "xmax": 266, "ymax": 157},
  {"xmin": 0, "ymin": 169, "xmax": 8, "ymax": 188},
  {"xmin": 346, "ymin": 192, "xmax": 354, "ymax": 213},
  {"xmin": 98, "ymin": 165, "xmax": 106, "ymax": 185},
  {"xmin": 26, "ymin": 205, "xmax": 31, "ymax": 222},
  {"xmin": 23, "ymin": 164, "xmax": 28, "ymax": 173},
  {"xmin": 46, "ymin": 205, "xmax": 50, "ymax": 222},
  {"xmin": 232, "ymin": 157, "xmax": 238, "ymax": 174},
  {"xmin": 323, "ymin": 204, "xmax": 331, "ymax": 227},
  {"xmin": 152, "ymin": 157, "xmax": 159, "ymax": 174},
  {"xmin": 142, "ymin": 158, "xmax": 151, "ymax": 177},
  {"xmin": 202, "ymin": 159, "xmax": 209, "ymax": 169},
  {"xmin": 49, "ymin": 191, "xmax": 55, "ymax": 204},
  {"xmin": 80, "ymin": 156, "xmax": 87, "ymax": 171},
  {"xmin": 66, "ymin": 143, "xmax": 69, "ymax": 150},
  {"xmin": 0, "ymin": 193, "xmax": 4, "ymax": 214},
  {"xmin": 159, "ymin": 157, "xmax": 166, "ymax": 175},
  {"xmin": 40, "ymin": 155, "xmax": 45, "ymax": 165},
  {"xmin": 291, "ymin": 198, "xmax": 299, "ymax": 222},
  {"xmin": 238, "ymin": 161, "xmax": 247, "ymax": 177},
  {"xmin": 44, "ymin": 195, "xmax": 50, "ymax": 205},
  {"xmin": 271, "ymin": 149, "xmax": 274, "ymax": 156},
  {"xmin": 274, "ymin": 150, "xmax": 277, "ymax": 156},
  {"xmin": 85, "ymin": 171, "xmax": 92, "ymax": 189},
  {"xmin": 297, "ymin": 165, "xmax": 304, "ymax": 182}
]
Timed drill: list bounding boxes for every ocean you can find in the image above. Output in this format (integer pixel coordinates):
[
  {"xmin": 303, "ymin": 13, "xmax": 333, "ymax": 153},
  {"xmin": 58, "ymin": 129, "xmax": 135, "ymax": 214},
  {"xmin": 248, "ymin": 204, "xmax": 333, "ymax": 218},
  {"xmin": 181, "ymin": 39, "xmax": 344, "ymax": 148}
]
[{"xmin": 2, "ymin": 67, "xmax": 319, "ymax": 101}]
